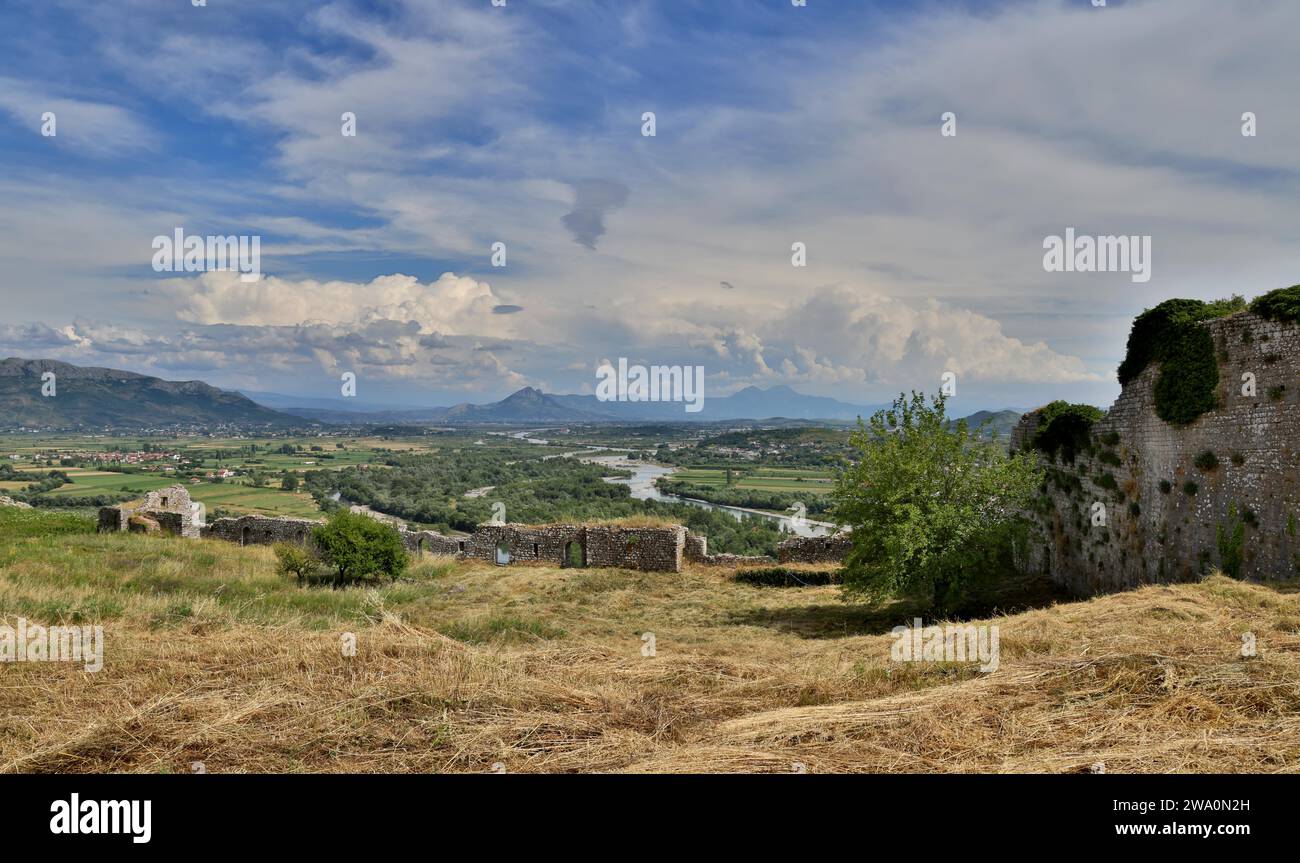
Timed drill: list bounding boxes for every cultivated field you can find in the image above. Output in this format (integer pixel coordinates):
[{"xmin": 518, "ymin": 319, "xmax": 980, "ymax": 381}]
[
  {"xmin": 1, "ymin": 508, "xmax": 1298, "ymax": 773},
  {"xmin": 669, "ymin": 466, "xmax": 835, "ymax": 495}
]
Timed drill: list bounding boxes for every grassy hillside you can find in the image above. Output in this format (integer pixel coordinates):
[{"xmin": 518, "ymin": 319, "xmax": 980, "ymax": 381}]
[{"xmin": 1, "ymin": 508, "xmax": 1298, "ymax": 773}]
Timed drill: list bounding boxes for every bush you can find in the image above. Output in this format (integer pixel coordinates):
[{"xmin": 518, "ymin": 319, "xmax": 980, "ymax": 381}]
[
  {"xmin": 832, "ymin": 392, "xmax": 1041, "ymax": 614},
  {"xmin": 1158, "ymin": 480, "xmax": 1172, "ymax": 494},
  {"xmin": 311, "ymin": 510, "xmax": 408, "ymax": 585},
  {"xmin": 1183, "ymin": 480, "xmax": 1199, "ymax": 496},
  {"xmin": 1194, "ymin": 450, "xmax": 1219, "ymax": 472},
  {"xmin": 1028, "ymin": 401, "xmax": 1105, "ymax": 463},
  {"xmin": 1248, "ymin": 284, "xmax": 1300, "ymax": 323},
  {"xmin": 273, "ymin": 542, "xmax": 317, "ymax": 585}
]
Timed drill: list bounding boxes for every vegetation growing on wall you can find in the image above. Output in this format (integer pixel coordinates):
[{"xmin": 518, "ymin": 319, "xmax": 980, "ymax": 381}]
[
  {"xmin": 1248, "ymin": 284, "xmax": 1300, "ymax": 323},
  {"xmin": 1117, "ymin": 296, "xmax": 1246, "ymax": 425},
  {"xmin": 1217, "ymin": 503, "xmax": 1246, "ymax": 579},
  {"xmin": 1028, "ymin": 401, "xmax": 1104, "ymax": 463}
]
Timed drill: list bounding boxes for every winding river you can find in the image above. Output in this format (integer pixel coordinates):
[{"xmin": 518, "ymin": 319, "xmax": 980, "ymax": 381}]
[{"xmin": 506, "ymin": 429, "xmax": 833, "ymax": 537}]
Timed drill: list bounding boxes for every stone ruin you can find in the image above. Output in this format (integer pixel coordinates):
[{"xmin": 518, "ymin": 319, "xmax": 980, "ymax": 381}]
[
  {"xmin": 95, "ymin": 487, "xmax": 856, "ymax": 574},
  {"xmin": 97, "ymin": 484, "xmax": 200, "ymax": 538},
  {"xmin": 776, "ymin": 533, "xmax": 853, "ymax": 564},
  {"xmin": 0, "ymin": 495, "xmax": 33, "ymax": 509},
  {"xmin": 1014, "ymin": 307, "xmax": 1300, "ymax": 596},
  {"xmin": 465, "ymin": 523, "xmax": 690, "ymax": 572}
]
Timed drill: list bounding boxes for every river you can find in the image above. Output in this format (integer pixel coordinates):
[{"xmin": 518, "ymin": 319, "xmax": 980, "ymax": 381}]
[{"xmin": 504, "ymin": 429, "xmax": 833, "ymax": 537}]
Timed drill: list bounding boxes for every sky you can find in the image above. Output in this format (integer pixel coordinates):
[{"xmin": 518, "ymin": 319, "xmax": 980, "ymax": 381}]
[{"xmin": 2, "ymin": 0, "xmax": 1299, "ymax": 412}]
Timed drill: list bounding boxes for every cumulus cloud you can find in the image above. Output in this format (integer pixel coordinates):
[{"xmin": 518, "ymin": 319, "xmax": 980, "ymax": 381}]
[{"xmin": 160, "ymin": 271, "xmax": 515, "ymax": 337}]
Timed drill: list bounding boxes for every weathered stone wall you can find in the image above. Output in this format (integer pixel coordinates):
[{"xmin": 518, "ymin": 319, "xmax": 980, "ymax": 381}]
[
  {"xmin": 97, "ymin": 484, "xmax": 199, "ymax": 538},
  {"xmin": 92, "ymin": 494, "xmax": 724, "ymax": 574},
  {"xmin": 0, "ymin": 495, "xmax": 32, "ymax": 509},
  {"xmin": 585, "ymin": 525, "xmax": 686, "ymax": 572},
  {"xmin": 465, "ymin": 523, "xmax": 585, "ymax": 565},
  {"xmin": 684, "ymin": 532, "xmax": 708, "ymax": 561},
  {"xmin": 402, "ymin": 530, "xmax": 463, "ymax": 556},
  {"xmin": 1018, "ymin": 310, "xmax": 1300, "ymax": 596},
  {"xmin": 202, "ymin": 514, "xmax": 321, "ymax": 546},
  {"xmin": 776, "ymin": 534, "xmax": 852, "ymax": 564},
  {"xmin": 463, "ymin": 523, "xmax": 689, "ymax": 572}
]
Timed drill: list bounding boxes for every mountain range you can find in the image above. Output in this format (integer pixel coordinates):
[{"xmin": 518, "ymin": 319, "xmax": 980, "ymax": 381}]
[
  {"xmin": 0, "ymin": 358, "xmax": 1021, "ymax": 431},
  {"xmin": 0, "ymin": 358, "xmax": 299, "ymax": 430},
  {"xmin": 266, "ymin": 384, "xmax": 883, "ymax": 424}
]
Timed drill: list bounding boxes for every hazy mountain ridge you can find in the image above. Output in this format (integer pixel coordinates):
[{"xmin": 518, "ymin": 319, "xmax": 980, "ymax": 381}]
[
  {"xmin": 1, "ymin": 358, "xmax": 1019, "ymax": 430},
  {"xmin": 0, "ymin": 358, "xmax": 301, "ymax": 429},
  {"xmin": 272, "ymin": 384, "xmax": 882, "ymax": 424}
]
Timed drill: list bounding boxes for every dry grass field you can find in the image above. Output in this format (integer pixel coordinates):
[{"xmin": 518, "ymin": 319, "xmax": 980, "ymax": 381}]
[{"xmin": 2, "ymin": 509, "xmax": 1299, "ymax": 773}]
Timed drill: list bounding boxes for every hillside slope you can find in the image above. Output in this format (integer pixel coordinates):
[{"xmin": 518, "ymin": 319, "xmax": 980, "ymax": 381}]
[{"xmin": 0, "ymin": 358, "xmax": 301, "ymax": 429}]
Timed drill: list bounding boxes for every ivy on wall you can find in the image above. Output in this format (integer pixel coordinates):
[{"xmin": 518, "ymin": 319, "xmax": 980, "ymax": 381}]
[{"xmin": 1117, "ymin": 296, "xmax": 1245, "ymax": 425}]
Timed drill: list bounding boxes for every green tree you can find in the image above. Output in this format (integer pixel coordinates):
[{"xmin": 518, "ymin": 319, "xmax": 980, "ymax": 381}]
[
  {"xmin": 832, "ymin": 392, "xmax": 1042, "ymax": 613},
  {"xmin": 281, "ymin": 473, "xmax": 299, "ymax": 491},
  {"xmin": 311, "ymin": 510, "xmax": 408, "ymax": 585},
  {"xmin": 273, "ymin": 542, "xmax": 317, "ymax": 585}
]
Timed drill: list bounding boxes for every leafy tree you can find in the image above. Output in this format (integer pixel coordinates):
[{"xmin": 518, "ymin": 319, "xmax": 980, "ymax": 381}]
[
  {"xmin": 281, "ymin": 473, "xmax": 299, "ymax": 491},
  {"xmin": 832, "ymin": 392, "xmax": 1042, "ymax": 614},
  {"xmin": 311, "ymin": 510, "xmax": 408, "ymax": 585},
  {"xmin": 273, "ymin": 542, "xmax": 317, "ymax": 585}
]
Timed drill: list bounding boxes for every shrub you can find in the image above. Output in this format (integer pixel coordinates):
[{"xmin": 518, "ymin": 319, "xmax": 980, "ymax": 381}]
[
  {"xmin": 1194, "ymin": 450, "xmax": 1219, "ymax": 472},
  {"xmin": 1217, "ymin": 503, "xmax": 1246, "ymax": 579},
  {"xmin": 1128, "ymin": 502, "xmax": 1141, "ymax": 518},
  {"xmin": 1248, "ymin": 284, "xmax": 1300, "ymax": 323},
  {"xmin": 273, "ymin": 542, "xmax": 317, "ymax": 585},
  {"xmin": 1098, "ymin": 449, "xmax": 1122, "ymax": 467},
  {"xmin": 1183, "ymin": 480, "xmax": 1199, "ymax": 496},
  {"xmin": 1118, "ymin": 296, "xmax": 1245, "ymax": 425},
  {"xmin": 1094, "ymin": 472, "xmax": 1118, "ymax": 491},
  {"xmin": 1029, "ymin": 401, "xmax": 1105, "ymax": 463},
  {"xmin": 832, "ymin": 392, "xmax": 1042, "ymax": 614},
  {"xmin": 1158, "ymin": 480, "xmax": 1172, "ymax": 494},
  {"xmin": 1230, "ymin": 451, "xmax": 1246, "ymax": 467},
  {"xmin": 734, "ymin": 567, "xmax": 841, "ymax": 587},
  {"xmin": 1268, "ymin": 384, "xmax": 1286, "ymax": 402},
  {"xmin": 311, "ymin": 510, "xmax": 408, "ymax": 585}
]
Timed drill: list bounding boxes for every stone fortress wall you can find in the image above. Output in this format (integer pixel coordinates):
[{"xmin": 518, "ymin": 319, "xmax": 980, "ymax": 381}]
[
  {"xmin": 1014, "ymin": 310, "xmax": 1300, "ymax": 596},
  {"xmin": 97, "ymin": 484, "xmax": 855, "ymax": 573}
]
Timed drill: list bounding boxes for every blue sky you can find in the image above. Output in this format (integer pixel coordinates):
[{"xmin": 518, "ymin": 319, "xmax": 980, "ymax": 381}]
[{"xmin": 1, "ymin": 0, "xmax": 1298, "ymax": 411}]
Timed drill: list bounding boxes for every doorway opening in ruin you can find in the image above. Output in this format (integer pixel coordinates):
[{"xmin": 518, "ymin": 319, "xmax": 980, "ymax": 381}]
[
  {"xmin": 416, "ymin": 537, "xmax": 425, "ymax": 556},
  {"xmin": 495, "ymin": 542, "xmax": 511, "ymax": 565},
  {"xmin": 564, "ymin": 541, "xmax": 585, "ymax": 568},
  {"xmin": 240, "ymin": 526, "xmax": 251, "ymax": 546}
]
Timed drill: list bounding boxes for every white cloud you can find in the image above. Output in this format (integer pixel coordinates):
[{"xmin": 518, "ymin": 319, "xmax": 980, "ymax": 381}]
[{"xmin": 161, "ymin": 271, "xmax": 517, "ymax": 337}]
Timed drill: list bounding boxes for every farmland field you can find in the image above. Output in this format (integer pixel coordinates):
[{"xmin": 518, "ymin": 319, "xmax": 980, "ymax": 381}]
[{"xmin": 670, "ymin": 467, "xmax": 835, "ymax": 495}]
